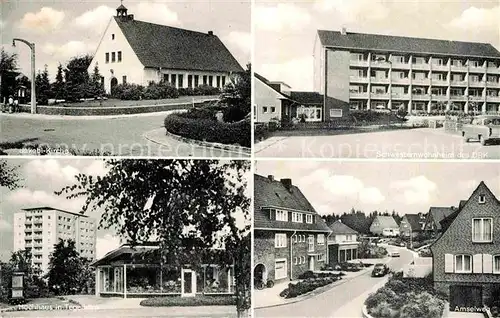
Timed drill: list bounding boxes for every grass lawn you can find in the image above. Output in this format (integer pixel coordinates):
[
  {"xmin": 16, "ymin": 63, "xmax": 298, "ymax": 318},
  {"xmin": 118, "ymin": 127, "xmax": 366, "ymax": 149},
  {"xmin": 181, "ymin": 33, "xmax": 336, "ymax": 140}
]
[
  {"xmin": 46, "ymin": 95, "xmax": 218, "ymax": 108},
  {"xmin": 140, "ymin": 295, "xmax": 235, "ymax": 307}
]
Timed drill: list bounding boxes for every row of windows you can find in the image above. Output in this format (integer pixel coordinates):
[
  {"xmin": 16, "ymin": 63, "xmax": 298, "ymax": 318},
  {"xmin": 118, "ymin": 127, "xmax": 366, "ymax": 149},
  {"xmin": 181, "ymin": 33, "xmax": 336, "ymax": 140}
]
[
  {"xmin": 445, "ymin": 254, "xmax": 500, "ymax": 274},
  {"xmin": 262, "ymin": 106, "xmax": 277, "ymax": 114},
  {"xmin": 163, "ymin": 73, "xmax": 226, "ymax": 89},
  {"xmin": 350, "ymin": 69, "xmax": 500, "ymax": 82},
  {"xmin": 350, "ymin": 53, "xmax": 499, "ymax": 68},
  {"xmin": 105, "ymin": 51, "xmax": 122, "ymax": 63},
  {"xmin": 275, "ymin": 233, "xmax": 325, "ymax": 248}
]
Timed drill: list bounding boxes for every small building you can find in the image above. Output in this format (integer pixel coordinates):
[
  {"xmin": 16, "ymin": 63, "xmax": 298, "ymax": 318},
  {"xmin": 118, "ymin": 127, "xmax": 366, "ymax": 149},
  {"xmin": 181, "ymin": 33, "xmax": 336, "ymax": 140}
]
[
  {"xmin": 254, "ymin": 73, "xmax": 289, "ymax": 123},
  {"xmin": 400, "ymin": 213, "xmax": 426, "ymax": 238},
  {"xmin": 92, "ymin": 242, "xmax": 235, "ymax": 298},
  {"xmin": 430, "ymin": 181, "xmax": 500, "ymax": 310},
  {"xmin": 369, "ymin": 216, "xmax": 399, "ymax": 237},
  {"xmin": 423, "ymin": 204, "xmax": 464, "ymax": 237},
  {"xmin": 253, "ymin": 174, "xmax": 331, "ymax": 284},
  {"xmin": 88, "ymin": 3, "xmax": 243, "ymax": 95},
  {"xmin": 327, "ymin": 220, "xmax": 359, "ymax": 264}
]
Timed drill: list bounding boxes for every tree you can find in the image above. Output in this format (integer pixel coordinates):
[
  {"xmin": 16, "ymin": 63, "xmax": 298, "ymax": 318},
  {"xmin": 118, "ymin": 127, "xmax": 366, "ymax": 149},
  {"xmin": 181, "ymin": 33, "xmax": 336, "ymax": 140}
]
[
  {"xmin": 0, "ymin": 159, "xmax": 21, "ymax": 190},
  {"xmin": 63, "ymin": 54, "xmax": 93, "ymax": 101},
  {"xmin": 89, "ymin": 63, "xmax": 104, "ymax": 98},
  {"xmin": 220, "ymin": 63, "xmax": 251, "ymax": 122},
  {"xmin": 56, "ymin": 159, "xmax": 251, "ymax": 316},
  {"xmin": 0, "ymin": 48, "xmax": 19, "ymax": 101},
  {"xmin": 46, "ymin": 239, "xmax": 87, "ymax": 295},
  {"xmin": 51, "ymin": 63, "xmax": 65, "ymax": 100},
  {"xmin": 35, "ymin": 65, "xmax": 51, "ymax": 105}
]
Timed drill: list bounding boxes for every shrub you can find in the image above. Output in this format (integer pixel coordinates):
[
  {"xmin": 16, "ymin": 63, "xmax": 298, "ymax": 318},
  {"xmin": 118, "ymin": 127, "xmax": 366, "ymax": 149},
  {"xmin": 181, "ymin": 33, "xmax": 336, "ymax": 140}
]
[
  {"xmin": 254, "ymin": 124, "xmax": 271, "ymax": 142},
  {"xmin": 140, "ymin": 295, "xmax": 235, "ymax": 307},
  {"xmin": 281, "ymin": 277, "xmax": 337, "ymax": 299},
  {"xmin": 178, "ymin": 88, "xmax": 194, "ymax": 96},
  {"xmin": 113, "ymin": 83, "xmax": 144, "ymax": 100},
  {"xmin": 193, "ymin": 85, "xmax": 220, "ymax": 96},
  {"xmin": 165, "ymin": 114, "xmax": 250, "ymax": 148},
  {"xmin": 223, "ymin": 105, "xmax": 247, "ymax": 123},
  {"xmin": 143, "ymin": 81, "xmax": 179, "ymax": 99},
  {"xmin": 298, "ymin": 271, "xmax": 316, "ymax": 280}
]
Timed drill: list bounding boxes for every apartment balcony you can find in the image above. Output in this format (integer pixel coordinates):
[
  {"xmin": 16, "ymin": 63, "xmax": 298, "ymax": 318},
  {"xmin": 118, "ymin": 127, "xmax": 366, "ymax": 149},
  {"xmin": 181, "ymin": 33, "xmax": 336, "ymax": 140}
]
[
  {"xmin": 450, "ymin": 80, "xmax": 468, "ymax": 87},
  {"xmin": 469, "ymin": 95, "xmax": 485, "ymax": 102},
  {"xmin": 450, "ymin": 65, "xmax": 467, "ymax": 72},
  {"xmin": 350, "ymin": 60, "xmax": 369, "ymax": 67},
  {"xmin": 469, "ymin": 81, "xmax": 486, "ymax": 88},
  {"xmin": 412, "ymin": 94, "xmax": 430, "ymax": 101},
  {"xmin": 370, "ymin": 77, "xmax": 390, "ymax": 84},
  {"xmin": 450, "ymin": 95, "xmax": 467, "ymax": 101},
  {"xmin": 431, "ymin": 64, "xmax": 449, "ymax": 72},
  {"xmin": 431, "ymin": 95, "xmax": 448, "ymax": 101},
  {"xmin": 469, "ymin": 66, "xmax": 486, "ymax": 73},
  {"xmin": 412, "ymin": 78, "xmax": 431, "ymax": 85},
  {"xmin": 412, "ymin": 63, "xmax": 430, "ymax": 70},
  {"xmin": 486, "ymin": 81, "xmax": 500, "ymax": 88},
  {"xmin": 33, "ymin": 241, "xmax": 43, "ymax": 248},
  {"xmin": 431, "ymin": 79, "xmax": 449, "ymax": 86},
  {"xmin": 350, "ymin": 92, "xmax": 369, "ymax": 99},
  {"xmin": 371, "ymin": 92, "xmax": 390, "ymax": 99},
  {"xmin": 391, "ymin": 77, "xmax": 410, "ymax": 84},
  {"xmin": 371, "ymin": 60, "xmax": 391, "ymax": 68},
  {"xmin": 487, "ymin": 95, "xmax": 500, "ymax": 102},
  {"xmin": 349, "ymin": 76, "xmax": 369, "ymax": 83},
  {"xmin": 486, "ymin": 66, "xmax": 500, "ymax": 74},
  {"xmin": 391, "ymin": 93, "xmax": 410, "ymax": 100},
  {"xmin": 24, "ymin": 220, "xmax": 32, "ymax": 225},
  {"xmin": 32, "ymin": 249, "xmax": 43, "ymax": 255},
  {"xmin": 390, "ymin": 62, "xmax": 410, "ymax": 70},
  {"xmin": 33, "ymin": 218, "xmax": 43, "ymax": 224}
]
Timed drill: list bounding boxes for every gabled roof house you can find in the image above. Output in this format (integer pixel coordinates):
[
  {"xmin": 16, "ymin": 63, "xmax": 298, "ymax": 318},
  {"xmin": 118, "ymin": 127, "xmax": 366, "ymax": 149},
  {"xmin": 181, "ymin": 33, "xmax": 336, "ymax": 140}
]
[{"xmin": 370, "ymin": 215, "xmax": 400, "ymax": 236}]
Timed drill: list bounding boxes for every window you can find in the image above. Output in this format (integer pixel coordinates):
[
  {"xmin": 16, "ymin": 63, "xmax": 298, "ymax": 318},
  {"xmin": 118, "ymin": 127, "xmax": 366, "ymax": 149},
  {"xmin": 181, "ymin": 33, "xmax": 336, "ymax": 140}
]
[
  {"xmin": 306, "ymin": 214, "xmax": 313, "ymax": 224},
  {"xmin": 208, "ymin": 75, "xmax": 213, "ymax": 87},
  {"xmin": 203, "ymin": 75, "xmax": 208, "ymax": 85},
  {"xmin": 112, "ymin": 34, "xmax": 115, "ymax": 40},
  {"xmin": 391, "ymin": 55, "xmax": 404, "ymax": 64},
  {"xmin": 164, "ymin": 74, "xmax": 170, "ymax": 83},
  {"xmin": 122, "ymin": 76, "xmax": 127, "ymax": 84},
  {"xmin": 432, "ymin": 58, "xmax": 443, "ymax": 66},
  {"xmin": 413, "ymin": 57, "xmax": 426, "ymax": 64},
  {"xmin": 117, "ymin": 51, "xmax": 122, "ymax": 62},
  {"xmin": 478, "ymin": 195, "xmax": 486, "ymax": 204},
  {"xmin": 494, "ymin": 255, "xmax": 500, "ymax": 274},
  {"xmin": 275, "ymin": 233, "xmax": 287, "ymax": 248},
  {"xmin": 271, "ymin": 107, "xmax": 276, "ymax": 113},
  {"xmin": 317, "ymin": 234, "xmax": 325, "ymax": 245},
  {"xmin": 194, "ymin": 75, "xmax": 199, "ymax": 87},
  {"xmin": 455, "ymin": 254, "xmax": 472, "ymax": 273},
  {"xmin": 171, "ymin": 74, "xmax": 177, "ymax": 87},
  {"xmin": 263, "ymin": 106, "xmax": 268, "ymax": 113},
  {"xmin": 188, "ymin": 75, "xmax": 193, "ymax": 88},
  {"xmin": 469, "ymin": 75, "xmax": 480, "ymax": 82},
  {"xmin": 221, "ymin": 76, "xmax": 226, "ymax": 87},
  {"xmin": 349, "ymin": 85, "xmax": 361, "ymax": 93},
  {"xmin": 292, "ymin": 212, "xmax": 303, "ymax": 223},
  {"xmin": 472, "ymin": 218, "xmax": 492, "ymax": 242},
  {"xmin": 275, "ymin": 209, "xmax": 288, "ymax": 222},
  {"xmin": 294, "ymin": 257, "xmax": 298, "ymax": 265},
  {"xmin": 105, "ymin": 53, "xmax": 109, "ymax": 63},
  {"xmin": 216, "ymin": 76, "xmax": 221, "ymax": 88},
  {"xmin": 317, "ymin": 254, "xmax": 325, "ymax": 262},
  {"xmin": 308, "ymin": 235, "xmax": 314, "ymax": 252},
  {"xmin": 293, "ymin": 235, "xmax": 298, "ymax": 243},
  {"xmin": 350, "ymin": 53, "xmax": 364, "ymax": 61},
  {"xmin": 275, "ymin": 259, "xmax": 287, "ymax": 279},
  {"xmin": 330, "ymin": 109, "xmax": 342, "ymax": 118},
  {"xmin": 111, "ymin": 52, "xmax": 116, "ymax": 62},
  {"xmin": 178, "ymin": 74, "xmax": 184, "ymax": 88},
  {"xmin": 469, "ymin": 60, "xmax": 481, "ymax": 67},
  {"xmin": 452, "ymin": 60, "xmax": 462, "ymax": 67}
]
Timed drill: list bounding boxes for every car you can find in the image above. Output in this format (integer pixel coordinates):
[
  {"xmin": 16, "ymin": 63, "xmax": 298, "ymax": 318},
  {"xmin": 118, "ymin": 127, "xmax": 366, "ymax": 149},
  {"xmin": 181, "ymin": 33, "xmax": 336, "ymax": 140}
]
[
  {"xmin": 371, "ymin": 263, "xmax": 389, "ymax": 277},
  {"xmin": 389, "ymin": 251, "xmax": 400, "ymax": 257},
  {"xmin": 461, "ymin": 115, "xmax": 500, "ymax": 145}
]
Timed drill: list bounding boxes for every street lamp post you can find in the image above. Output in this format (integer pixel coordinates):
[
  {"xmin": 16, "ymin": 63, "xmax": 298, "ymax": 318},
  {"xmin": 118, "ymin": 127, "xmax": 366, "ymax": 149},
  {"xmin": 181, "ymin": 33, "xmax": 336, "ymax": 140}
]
[{"xmin": 12, "ymin": 38, "xmax": 36, "ymax": 114}]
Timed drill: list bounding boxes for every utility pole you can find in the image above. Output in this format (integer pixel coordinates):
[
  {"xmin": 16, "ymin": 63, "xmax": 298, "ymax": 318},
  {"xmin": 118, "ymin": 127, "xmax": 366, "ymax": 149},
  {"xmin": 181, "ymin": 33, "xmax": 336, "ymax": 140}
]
[{"xmin": 12, "ymin": 38, "xmax": 36, "ymax": 114}]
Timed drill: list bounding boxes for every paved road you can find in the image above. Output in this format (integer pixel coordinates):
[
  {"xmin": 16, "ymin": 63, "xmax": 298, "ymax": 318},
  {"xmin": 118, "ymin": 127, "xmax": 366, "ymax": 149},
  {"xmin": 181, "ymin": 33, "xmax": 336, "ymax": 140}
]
[
  {"xmin": 255, "ymin": 128, "xmax": 500, "ymax": 159},
  {"xmin": 2, "ymin": 306, "xmax": 236, "ymax": 317},
  {"xmin": 254, "ymin": 246, "xmax": 414, "ymax": 318},
  {"xmin": 0, "ymin": 113, "xmax": 244, "ymax": 157}
]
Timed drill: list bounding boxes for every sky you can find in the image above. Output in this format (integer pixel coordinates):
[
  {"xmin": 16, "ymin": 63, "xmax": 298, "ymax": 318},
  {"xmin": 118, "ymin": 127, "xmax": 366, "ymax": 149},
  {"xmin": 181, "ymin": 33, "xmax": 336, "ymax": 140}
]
[
  {"xmin": 1, "ymin": 0, "xmax": 251, "ymax": 81},
  {"xmin": 255, "ymin": 0, "xmax": 500, "ymax": 91},
  {"xmin": 0, "ymin": 158, "xmax": 250, "ymax": 262},
  {"xmin": 255, "ymin": 160, "xmax": 500, "ymax": 217}
]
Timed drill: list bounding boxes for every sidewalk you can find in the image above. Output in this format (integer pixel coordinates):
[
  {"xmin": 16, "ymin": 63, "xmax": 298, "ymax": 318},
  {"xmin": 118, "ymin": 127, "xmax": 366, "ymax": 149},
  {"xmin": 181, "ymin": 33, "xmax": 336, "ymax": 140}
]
[
  {"xmin": 0, "ymin": 109, "xmax": 185, "ymax": 120},
  {"xmin": 63, "ymin": 295, "xmax": 145, "ymax": 310},
  {"xmin": 254, "ymin": 260, "xmax": 387, "ymax": 309}
]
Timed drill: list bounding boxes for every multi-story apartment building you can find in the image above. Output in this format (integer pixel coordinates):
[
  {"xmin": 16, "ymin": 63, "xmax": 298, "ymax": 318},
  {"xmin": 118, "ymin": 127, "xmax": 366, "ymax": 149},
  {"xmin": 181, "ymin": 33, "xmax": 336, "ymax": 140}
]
[
  {"xmin": 314, "ymin": 29, "xmax": 500, "ymax": 115},
  {"xmin": 254, "ymin": 174, "xmax": 331, "ymax": 284},
  {"xmin": 430, "ymin": 182, "xmax": 500, "ymax": 310},
  {"xmin": 13, "ymin": 207, "xmax": 97, "ymax": 274},
  {"xmin": 327, "ymin": 220, "xmax": 359, "ymax": 264}
]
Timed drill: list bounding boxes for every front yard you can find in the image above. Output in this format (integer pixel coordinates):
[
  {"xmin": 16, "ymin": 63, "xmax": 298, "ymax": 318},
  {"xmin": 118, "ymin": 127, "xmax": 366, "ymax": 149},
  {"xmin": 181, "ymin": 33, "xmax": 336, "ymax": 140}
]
[{"xmin": 365, "ymin": 272, "xmax": 447, "ymax": 318}]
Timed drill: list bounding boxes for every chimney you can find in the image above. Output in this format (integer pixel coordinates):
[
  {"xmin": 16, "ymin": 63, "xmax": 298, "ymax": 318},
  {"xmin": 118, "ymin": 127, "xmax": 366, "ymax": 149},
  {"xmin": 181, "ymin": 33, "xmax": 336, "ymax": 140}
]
[
  {"xmin": 208, "ymin": 31, "xmax": 213, "ymax": 35},
  {"xmin": 267, "ymin": 175, "xmax": 274, "ymax": 182},
  {"xmin": 341, "ymin": 27, "xmax": 347, "ymax": 35},
  {"xmin": 128, "ymin": 14, "xmax": 134, "ymax": 20},
  {"xmin": 280, "ymin": 178, "xmax": 292, "ymax": 191}
]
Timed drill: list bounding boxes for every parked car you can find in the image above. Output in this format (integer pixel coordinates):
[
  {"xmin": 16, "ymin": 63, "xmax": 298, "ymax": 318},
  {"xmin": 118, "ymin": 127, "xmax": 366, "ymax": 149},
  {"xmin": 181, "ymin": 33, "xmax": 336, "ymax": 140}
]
[
  {"xmin": 371, "ymin": 263, "xmax": 389, "ymax": 277},
  {"xmin": 461, "ymin": 115, "xmax": 500, "ymax": 145},
  {"xmin": 389, "ymin": 251, "xmax": 400, "ymax": 257}
]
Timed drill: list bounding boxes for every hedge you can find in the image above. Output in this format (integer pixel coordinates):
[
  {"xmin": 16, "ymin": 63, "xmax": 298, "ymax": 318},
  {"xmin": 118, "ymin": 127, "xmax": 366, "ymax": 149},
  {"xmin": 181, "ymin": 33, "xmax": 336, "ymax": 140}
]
[
  {"xmin": 140, "ymin": 295, "xmax": 235, "ymax": 307},
  {"xmin": 164, "ymin": 114, "xmax": 251, "ymax": 148},
  {"xmin": 279, "ymin": 276, "xmax": 339, "ymax": 299},
  {"xmin": 17, "ymin": 103, "xmax": 191, "ymax": 116}
]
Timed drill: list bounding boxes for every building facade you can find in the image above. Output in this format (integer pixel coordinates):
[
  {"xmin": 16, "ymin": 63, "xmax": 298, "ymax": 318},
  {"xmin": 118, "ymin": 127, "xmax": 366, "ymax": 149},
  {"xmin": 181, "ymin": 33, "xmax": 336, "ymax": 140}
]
[
  {"xmin": 369, "ymin": 215, "xmax": 400, "ymax": 236},
  {"xmin": 13, "ymin": 207, "xmax": 97, "ymax": 274},
  {"xmin": 327, "ymin": 220, "xmax": 359, "ymax": 264},
  {"xmin": 314, "ymin": 29, "xmax": 500, "ymax": 114},
  {"xmin": 253, "ymin": 174, "xmax": 331, "ymax": 283},
  {"xmin": 88, "ymin": 4, "xmax": 243, "ymax": 94},
  {"xmin": 400, "ymin": 213, "xmax": 426, "ymax": 238},
  {"xmin": 430, "ymin": 182, "xmax": 500, "ymax": 310}
]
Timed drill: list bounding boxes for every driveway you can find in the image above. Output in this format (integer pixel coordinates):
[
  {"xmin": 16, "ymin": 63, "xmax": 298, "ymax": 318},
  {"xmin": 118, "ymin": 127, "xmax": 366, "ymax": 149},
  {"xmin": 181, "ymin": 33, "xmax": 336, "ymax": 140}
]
[
  {"xmin": 255, "ymin": 128, "xmax": 500, "ymax": 159},
  {"xmin": 254, "ymin": 247, "xmax": 414, "ymax": 317}
]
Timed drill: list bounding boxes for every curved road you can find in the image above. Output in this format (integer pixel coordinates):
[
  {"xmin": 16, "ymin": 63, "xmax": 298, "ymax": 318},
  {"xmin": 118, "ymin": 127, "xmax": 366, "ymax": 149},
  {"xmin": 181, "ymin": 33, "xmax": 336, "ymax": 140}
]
[
  {"xmin": 255, "ymin": 246, "xmax": 414, "ymax": 318},
  {"xmin": 0, "ymin": 112, "xmax": 247, "ymax": 157}
]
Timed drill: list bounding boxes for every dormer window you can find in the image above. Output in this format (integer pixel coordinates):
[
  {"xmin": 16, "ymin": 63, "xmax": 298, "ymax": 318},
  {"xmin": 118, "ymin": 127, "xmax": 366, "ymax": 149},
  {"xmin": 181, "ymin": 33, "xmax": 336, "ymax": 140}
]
[
  {"xmin": 306, "ymin": 214, "xmax": 313, "ymax": 224},
  {"xmin": 479, "ymin": 195, "xmax": 486, "ymax": 204},
  {"xmin": 275, "ymin": 209, "xmax": 288, "ymax": 222},
  {"xmin": 292, "ymin": 212, "xmax": 303, "ymax": 223}
]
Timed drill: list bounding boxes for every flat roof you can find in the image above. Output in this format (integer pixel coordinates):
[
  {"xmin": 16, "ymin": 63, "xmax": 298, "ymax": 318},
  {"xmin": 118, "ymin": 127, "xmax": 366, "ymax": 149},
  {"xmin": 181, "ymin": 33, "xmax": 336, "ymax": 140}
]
[{"xmin": 22, "ymin": 207, "xmax": 90, "ymax": 218}]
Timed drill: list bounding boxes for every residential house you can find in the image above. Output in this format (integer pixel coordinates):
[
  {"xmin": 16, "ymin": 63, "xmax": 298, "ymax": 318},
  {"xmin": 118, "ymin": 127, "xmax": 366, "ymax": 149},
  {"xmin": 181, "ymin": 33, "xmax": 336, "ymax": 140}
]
[
  {"xmin": 92, "ymin": 242, "xmax": 235, "ymax": 298},
  {"xmin": 400, "ymin": 213, "xmax": 426, "ymax": 238},
  {"xmin": 314, "ymin": 28, "xmax": 500, "ymax": 114},
  {"xmin": 430, "ymin": 182, "xmax": 500, "ymax": 310},
  {"xmin": 254, "ymin": 174, "xmax": 331, "ymax": 284},
  {"xmin": 327, "ymin": 220, "xmax": 359, "ymax": 264},
  {"xmin": 423, "ymin": 203, "xmax": 465, "ymax": 236},
  {"xmin": 369, "ymin": 216, "xmax": 400, "ymax": 237},
  {"xmin": 88, "ymin": 3, "xmax": 243, "ymax": 94}
]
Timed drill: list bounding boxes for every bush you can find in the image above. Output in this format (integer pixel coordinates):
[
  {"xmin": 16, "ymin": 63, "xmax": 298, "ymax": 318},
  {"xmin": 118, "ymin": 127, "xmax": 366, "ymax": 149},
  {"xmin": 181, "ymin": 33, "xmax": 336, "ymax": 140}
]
[
  {"xmin": 143, "ymin": 81, "xmax": 179, "ymax": 99},
  {"xmin": 140, "ymin": 295, "xmax": 235, "ymax": 307},
  {"xmin": 298, "ymin": 271, "xmax": 316, "ymax": 279},
  {"xmin": 193, "ymin": 85, "xmax": 220, "ymax": 96},
  {"xmin": 280, "ymin": 277, "xmax": 337, "ymax": 299},
  {"xmin": 164, "ymin": 114, "xmax": 250, "ymax": 148},
  {"xmin": 254, "ymin": 124, "xmax": 271, "ymax": 142},
  {"xmin": 223, "ymin": 105, "xmax": 247, "ymax": 123},
  {"xmin": 112, "ymin": 83, "xmax": 144, "ymax": 100}
]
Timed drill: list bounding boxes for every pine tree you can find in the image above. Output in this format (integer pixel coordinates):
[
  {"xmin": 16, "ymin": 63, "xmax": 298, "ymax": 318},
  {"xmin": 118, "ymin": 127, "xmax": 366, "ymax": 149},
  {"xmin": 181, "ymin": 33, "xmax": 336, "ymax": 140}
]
[
  {"xmin": 35, "ymin": 65, "xmax": 51, "ymax": 105},
  {"xmin": 90, "ymin": 63, "xmax": 104, "ymax": 97},
  {"xmin": 52, "ymin": 63, "xmax": 65, "ymax": 100}
]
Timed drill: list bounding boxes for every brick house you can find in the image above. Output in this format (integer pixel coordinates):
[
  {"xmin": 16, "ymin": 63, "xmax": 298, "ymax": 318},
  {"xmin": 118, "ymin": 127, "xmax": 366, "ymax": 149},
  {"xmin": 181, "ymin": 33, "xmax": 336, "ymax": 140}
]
[
  {"xmin": 399, "ymin": 213, "xmax": 426, "ymax": 238},
  {"xmin": 423, "ymin": 202, "xmax": 465, "ymax": 237},
  {"xmin": 327, "ymin": 220, "xmax": 359, "ymax": 264},
  {"xmin": 430, "ymin": 181, "xmax": 500, "ymax": 310},
  {"xmin": 253, "ymin": 174, "xmax": 331, "ymax": 284}
]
